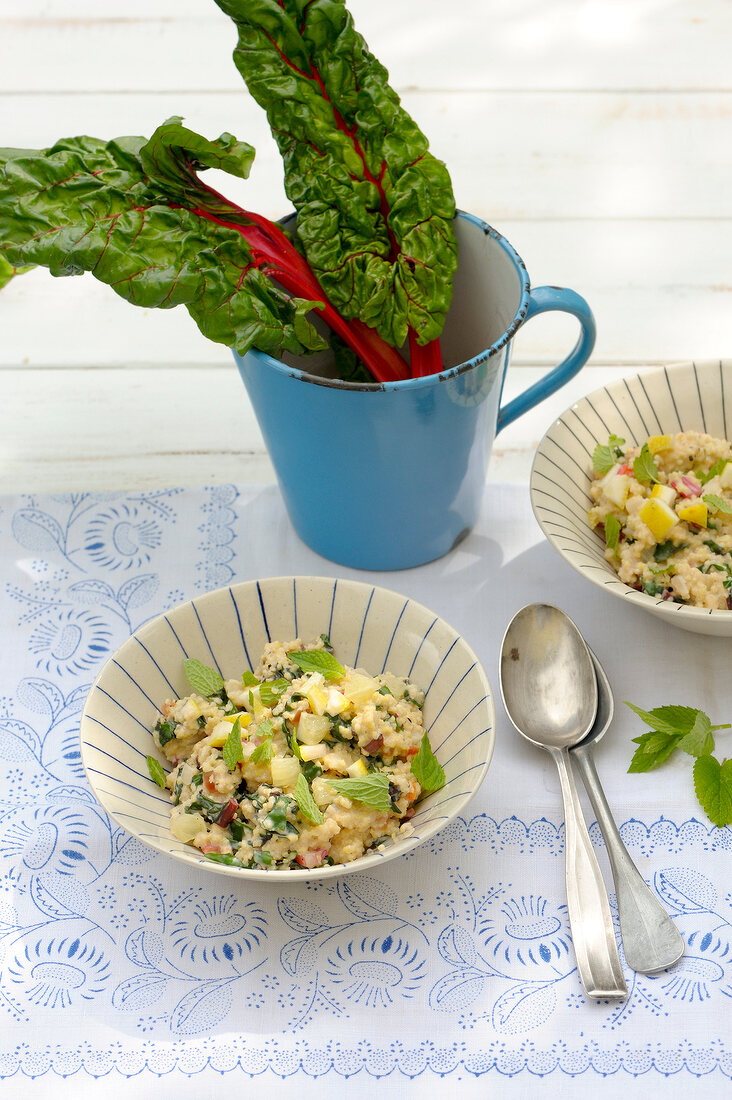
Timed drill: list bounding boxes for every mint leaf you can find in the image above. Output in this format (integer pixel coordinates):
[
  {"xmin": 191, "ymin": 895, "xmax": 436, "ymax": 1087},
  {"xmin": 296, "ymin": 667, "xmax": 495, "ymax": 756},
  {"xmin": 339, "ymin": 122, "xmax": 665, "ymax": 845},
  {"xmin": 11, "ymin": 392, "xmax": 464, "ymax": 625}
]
[
  {"xmin": 327, "ymin": 774, "xmax": 392, "ymax": 813},
  {"xmin": 410, "ymin": 733, "xmax": 446, "ymax": 792},
  {"xmin": 677, "ymin": 711, "xmax": 715, "ymax": 758},
  {"xmin": 251, "ymin": 719, "xmax": 274, "ymax": 764},
  {"xmin": 633, "ymin": 444, "xmax": 660, "ymax": 485},
  {"xmin": 699, "ymin": 459, "xmax": 729, "ymax": 485},
  {"xmin": 624, "ymin": 702, "xmax": 700, "ymax": 736},
  {"xmin": 604, "ymin": 514, "xmax": 621, "ymax": 550},
  {"xmin": 184, "ymin": 658, "xmax": 224, "ymax": 697},
  {"xmin": 293, "ymin": 773, "xmax": 324, "ymax": 825},
  {"xmin": 147, "ymin": 755, "xmax": 167, "ymax": 789},
  {"xmin": 259, "ymin": 678, "xmax": 289, "ymax": 707},
  {"xmin": 703, "ymin": 493, "xmax": 732, "ymax": 514},
  {"xmin": 693, "ymin": 755, "xmax": 732, "ymax": 827},
  {"xmin": 222, "ymin": 717, "xmax": 244, "ymax": 770},
  {"xmin": 287, "ymin": 649, "xmax": 346, "ymax": 681},
  {"xmin": 628, "ymin": 730, "xmax": 682, "ymax": 772},
  {"xmin": 592, "ymin": 435, "xmax": 626, "ymax": 474},
  {"xmin": 250, "ymin": 742, "xmax": 273, "ymax": 764},
  {"xmin": 241, "ymin": 670, "xmax": 259, "ymax": 686}
]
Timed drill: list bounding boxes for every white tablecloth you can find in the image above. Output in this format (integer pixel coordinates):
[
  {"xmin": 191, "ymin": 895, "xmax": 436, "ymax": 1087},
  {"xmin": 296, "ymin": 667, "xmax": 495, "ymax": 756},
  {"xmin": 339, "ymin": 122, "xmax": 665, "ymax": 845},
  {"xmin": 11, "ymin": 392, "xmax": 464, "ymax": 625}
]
[{"xmin": 0, "ymin": 483, "xmax": 730, "ymax": 1097}]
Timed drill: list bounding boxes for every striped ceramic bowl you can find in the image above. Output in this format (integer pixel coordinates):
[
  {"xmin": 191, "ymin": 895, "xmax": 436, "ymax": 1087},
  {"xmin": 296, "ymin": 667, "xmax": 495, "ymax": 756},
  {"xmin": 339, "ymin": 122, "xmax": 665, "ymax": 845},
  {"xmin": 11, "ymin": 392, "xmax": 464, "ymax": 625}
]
[
  {"xmin": 80, "ymin": 575, "xmax": 495, "ymax": 880},
  {"xmin": 531, "ymin": 359, "xmax": 732, "ymax": 636}
]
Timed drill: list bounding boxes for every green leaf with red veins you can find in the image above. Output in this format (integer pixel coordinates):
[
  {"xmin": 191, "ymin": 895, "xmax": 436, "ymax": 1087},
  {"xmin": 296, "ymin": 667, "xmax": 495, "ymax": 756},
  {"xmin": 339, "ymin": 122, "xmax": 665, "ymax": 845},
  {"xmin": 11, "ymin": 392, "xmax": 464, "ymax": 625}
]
[
  {"xmin": 0, "ymin": 124, "xmax": 327, "ymax": 359},
  {"xmin": 213, "ymin": 0, "xmax": 458, "ymax": 350},
  {"xmin": 0, "ymin": 250, "xmax": 33, "ymax": 289}
]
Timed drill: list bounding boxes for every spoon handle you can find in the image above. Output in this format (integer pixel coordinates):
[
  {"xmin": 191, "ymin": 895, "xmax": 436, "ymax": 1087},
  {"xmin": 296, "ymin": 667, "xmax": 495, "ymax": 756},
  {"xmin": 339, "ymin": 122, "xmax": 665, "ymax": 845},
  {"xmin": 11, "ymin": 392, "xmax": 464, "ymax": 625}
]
[
  {"xmin": 550, "ymin": 746, "xmax": 627, "ymax": 998},
  {"xmin": 572, "ymin": 746, "xmax": 685, "ymax": 974}
]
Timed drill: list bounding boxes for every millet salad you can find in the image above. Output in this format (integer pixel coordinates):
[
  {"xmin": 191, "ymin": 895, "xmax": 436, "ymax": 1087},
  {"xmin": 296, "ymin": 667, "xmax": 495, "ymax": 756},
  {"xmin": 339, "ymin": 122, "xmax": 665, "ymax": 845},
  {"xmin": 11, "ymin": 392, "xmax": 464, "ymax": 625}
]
[
  {"xmin": 146, "ymin": 635, "xmax": 445, "ymax": 870},
  {"xmin": 588, "ymin": 430, "xmax": 732, "ymax": 609}
]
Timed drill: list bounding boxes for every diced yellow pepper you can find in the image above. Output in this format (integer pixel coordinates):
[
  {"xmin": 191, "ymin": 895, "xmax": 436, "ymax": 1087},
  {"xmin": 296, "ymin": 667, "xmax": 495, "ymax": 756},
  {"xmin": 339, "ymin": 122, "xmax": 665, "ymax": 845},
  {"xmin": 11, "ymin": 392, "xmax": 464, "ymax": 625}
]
[
  {"xmin": 678, "ymin": 501, "xmax": 708, "ymax": 528},
  {"xmin": 221, "ymin": 712, "xmax": 252, "ymax": 726},
  {"xmin": 639, "ymin": 498, "xmax": 678, "ymax": 540},
  {"xmin": 347, "ymin": 758, "xmax": 368, "ymax": 778},
  {"xmin": 306, "ymin": 684, "xmax": 329, "ymax": 716},
  {"xmin": 651, "ymin": 483, "xmax": 676, "ymax": 507},
  {"xmin": 648, "ymin": 434, "xmax": 671, "ymax": 454},
  {"xmin": 325, "ymin": 687, "xmax": 348, "ymax": 715},
  {"xmin": 208, "ymin": 720, "xmax": 233, "ymax": 747},
  {"xmin": 299, "ymin": 743, "xmax": 327, "ymax": 761},
  {"xmin": 208, "ymin": 715, "xmax": 252, "ymax": 746}
]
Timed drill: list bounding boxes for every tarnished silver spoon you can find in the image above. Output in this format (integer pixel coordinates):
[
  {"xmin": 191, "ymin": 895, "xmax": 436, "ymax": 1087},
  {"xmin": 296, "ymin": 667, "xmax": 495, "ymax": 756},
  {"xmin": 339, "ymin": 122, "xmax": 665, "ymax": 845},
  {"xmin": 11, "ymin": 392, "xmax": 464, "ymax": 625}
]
[
  {"xmin": 500, "ymin": 604, "xmax": 627, "ymax": 998},
  {"xmin": 571, "ymin": 648, "xmax": 685, "ymax": 974}
]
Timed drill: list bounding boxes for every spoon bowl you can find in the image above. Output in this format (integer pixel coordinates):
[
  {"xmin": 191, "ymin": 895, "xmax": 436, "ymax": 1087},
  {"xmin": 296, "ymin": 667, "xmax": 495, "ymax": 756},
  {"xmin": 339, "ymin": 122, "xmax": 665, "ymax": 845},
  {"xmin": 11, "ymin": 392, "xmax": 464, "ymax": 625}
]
[
  {"xmin": 500, "ymin": 603, "xmax": 626, "ymax": 998},
  {"xmin": 500, "ymin": 603, "xmax": 598, "ymax": 751}
]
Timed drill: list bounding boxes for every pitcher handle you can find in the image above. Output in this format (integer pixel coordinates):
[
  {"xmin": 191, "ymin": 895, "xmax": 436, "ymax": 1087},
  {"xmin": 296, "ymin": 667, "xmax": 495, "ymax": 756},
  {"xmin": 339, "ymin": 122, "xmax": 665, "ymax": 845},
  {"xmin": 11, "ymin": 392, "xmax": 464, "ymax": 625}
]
[{"xmin": 496, "ymin": 285, "xmax": 596, "ymax": 433}]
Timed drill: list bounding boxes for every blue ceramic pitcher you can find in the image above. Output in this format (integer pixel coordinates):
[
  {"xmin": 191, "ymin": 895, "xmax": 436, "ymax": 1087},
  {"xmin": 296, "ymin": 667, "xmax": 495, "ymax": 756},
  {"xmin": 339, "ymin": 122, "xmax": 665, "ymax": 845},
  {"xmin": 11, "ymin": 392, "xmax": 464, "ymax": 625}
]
[{"xmin": 234, "ymin": 211, "xmax": 595, "ymax": 570}]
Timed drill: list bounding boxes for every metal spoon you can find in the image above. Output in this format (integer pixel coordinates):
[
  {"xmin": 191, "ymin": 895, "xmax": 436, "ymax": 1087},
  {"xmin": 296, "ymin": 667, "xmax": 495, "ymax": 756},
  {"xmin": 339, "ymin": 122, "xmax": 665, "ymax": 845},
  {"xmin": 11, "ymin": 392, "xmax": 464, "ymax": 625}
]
[
  {"xmin": 571, "ymin": 648, "xmax": 685, "ymax": 974},
  {"xmin": 500, "ymin": 603, "xmax": 627, "ymax": 998}
]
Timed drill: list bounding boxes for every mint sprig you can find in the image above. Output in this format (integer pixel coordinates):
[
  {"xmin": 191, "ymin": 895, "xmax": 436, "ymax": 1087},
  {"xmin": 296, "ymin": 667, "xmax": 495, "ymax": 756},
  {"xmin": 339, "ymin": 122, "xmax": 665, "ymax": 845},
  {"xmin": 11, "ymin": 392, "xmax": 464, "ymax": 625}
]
[
  {"xmin": 184, "ymin": 658, "xmax": 224, "ymax": 697},
  {"xmin": 592, "ymin": 434, "xmax": 626, "ymax": 474},
  {"xmin": 222, "ymin": 717, "xmax": 244, "ymax": 770},
  {"xmin": 702, "ymin": 493, "xmax": 732, "ymax": 515},
  {"xmin": 327, "ymin": 774, "xmax": 392, "ymax": 812},
  {"xmin": 242, "ymin": 670, "xmax": 259, "ymax": 686},
  {"xmin": 626, "ymin": 701, "xmax": 732, "ymax": 825},
  {"xmin": 287, "ymin": 649, "xmax": 346, "ymax": 681},
  {"xmin": 410, "ymin": 732, "xmax": 445, "ymax": 792},
  {"xmin": 147, "ymin": 755, "xmax": 167, "ymax": 789},
  {"xmin": 632, "ymin": 443, "xmax": 661, "ymax": 485},
  {"xmin": 293, "ymin": 773, "xmax": 324, "ymax": 825}
]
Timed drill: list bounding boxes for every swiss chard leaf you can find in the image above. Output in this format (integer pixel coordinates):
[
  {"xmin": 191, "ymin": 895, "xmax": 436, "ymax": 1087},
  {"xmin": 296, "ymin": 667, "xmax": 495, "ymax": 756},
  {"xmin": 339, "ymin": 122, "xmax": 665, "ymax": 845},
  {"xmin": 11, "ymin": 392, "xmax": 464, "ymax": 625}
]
[
  {"xmin": 0, "ymin": 122, "xmax": 328, "ymax": 361},
  {"xmin": 0, "ymin": 251, "xmax": 33, "ymax": 289},
  {"xmin": 215, "ymin": 0, "xmax": 458, "ymax": 351}
]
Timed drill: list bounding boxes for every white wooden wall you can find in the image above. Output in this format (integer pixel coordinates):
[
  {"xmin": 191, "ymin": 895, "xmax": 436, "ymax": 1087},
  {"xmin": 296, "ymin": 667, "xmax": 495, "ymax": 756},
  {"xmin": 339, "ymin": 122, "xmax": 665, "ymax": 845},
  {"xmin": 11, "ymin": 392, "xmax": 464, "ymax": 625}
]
[{"xmin": 2, "ymin": 0, "xmax": 731, "ymax": 491}]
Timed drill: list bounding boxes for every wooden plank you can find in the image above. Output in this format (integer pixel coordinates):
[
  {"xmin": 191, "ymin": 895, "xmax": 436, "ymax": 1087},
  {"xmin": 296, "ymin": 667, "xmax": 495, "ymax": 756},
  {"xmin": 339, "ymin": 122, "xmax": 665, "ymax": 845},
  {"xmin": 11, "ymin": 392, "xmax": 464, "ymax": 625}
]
[
  {"xmin": 0, "ymin": 363, "xmax": 650, "ymax": 494},
  {"xmin": 2, "ymin": 218, "xmax": 730, "ymax": 368},
  {"xmin": 2, "ymin": 0, "xmax": 732, "ymax": 93},
  {"xmin": 3, "ymin": 90, "xmax": 732, "ymax": 222}
]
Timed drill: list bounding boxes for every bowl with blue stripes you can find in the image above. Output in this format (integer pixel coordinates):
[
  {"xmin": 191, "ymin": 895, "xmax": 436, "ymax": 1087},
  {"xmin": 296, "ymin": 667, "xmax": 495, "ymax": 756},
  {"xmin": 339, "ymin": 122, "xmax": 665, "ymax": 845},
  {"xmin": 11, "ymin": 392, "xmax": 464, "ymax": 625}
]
[
  {"xmin": 80, "ymin": 575, "xmax": 495, "ymax": 879},
  {"xmin": 530, "ymin": 359, "xmax": 732, "ymax": 636}
]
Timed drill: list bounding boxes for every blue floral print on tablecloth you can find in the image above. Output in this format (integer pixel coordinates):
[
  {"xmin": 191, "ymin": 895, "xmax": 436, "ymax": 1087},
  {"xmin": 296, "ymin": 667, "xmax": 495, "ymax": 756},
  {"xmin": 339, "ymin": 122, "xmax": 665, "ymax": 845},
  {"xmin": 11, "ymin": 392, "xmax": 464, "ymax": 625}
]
[{"xmin": 0, "ymin": 485, "xmax": 730, "ymax": 1086}]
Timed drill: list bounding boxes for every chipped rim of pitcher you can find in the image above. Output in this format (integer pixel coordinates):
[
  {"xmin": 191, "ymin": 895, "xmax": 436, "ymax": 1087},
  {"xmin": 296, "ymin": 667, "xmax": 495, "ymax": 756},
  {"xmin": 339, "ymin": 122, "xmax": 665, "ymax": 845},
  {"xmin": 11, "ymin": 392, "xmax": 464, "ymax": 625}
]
[{"xmin": 235, "ymin": 210, "xmax": 532, "ymax": 393}]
